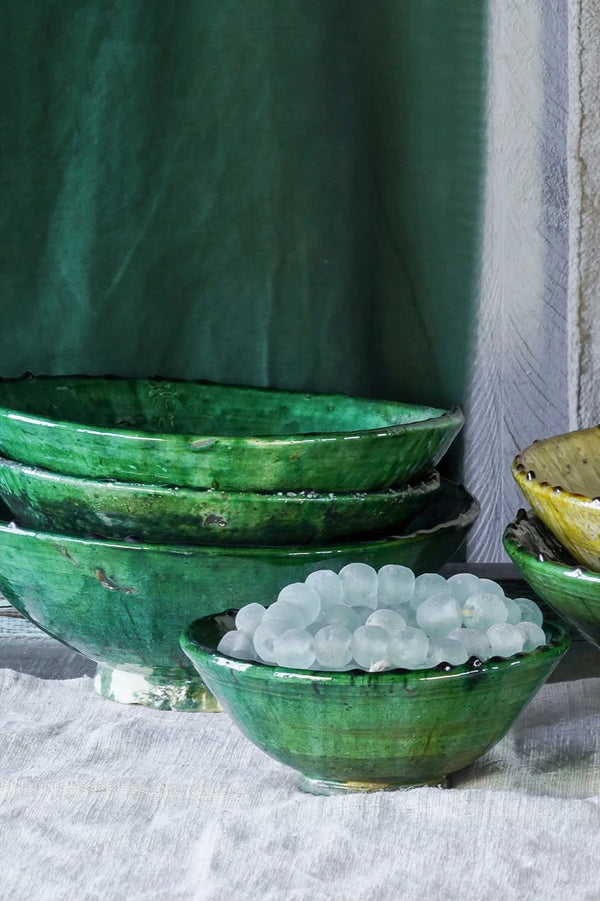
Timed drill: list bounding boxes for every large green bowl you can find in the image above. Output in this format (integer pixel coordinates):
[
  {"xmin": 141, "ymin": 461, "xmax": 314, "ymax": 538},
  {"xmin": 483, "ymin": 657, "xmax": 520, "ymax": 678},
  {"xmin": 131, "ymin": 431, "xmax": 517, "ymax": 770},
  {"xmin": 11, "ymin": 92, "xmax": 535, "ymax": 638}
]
[
  {"xmin": 504, "ymin": 508, "xmax": 600, "ymax": 650},
  {"xmin": 0, "ymin": 456, "xmax": 439, "ymax": 546},
  {"xmin": 180, "ymin": 612, "xmax": 568, "ymax": 793},
  {"xmin": 0, "ymin": 481, "xmax": 477, "ymax": 711},
  {"xmin": 0, "ymin": 375, "xmax": 463, "ymax": 491}
]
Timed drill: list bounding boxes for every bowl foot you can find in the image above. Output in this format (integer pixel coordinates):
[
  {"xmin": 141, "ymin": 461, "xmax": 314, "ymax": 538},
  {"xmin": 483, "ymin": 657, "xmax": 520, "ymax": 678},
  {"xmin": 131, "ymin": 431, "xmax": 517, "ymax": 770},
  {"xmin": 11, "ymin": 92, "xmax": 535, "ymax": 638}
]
[
  {"xmin": 94, "ymin": 664, "xmax": 221, "ymax": 712},
  {"xmin": 298, "ymin": 774, "xmax": 449, "ymax": 795}
]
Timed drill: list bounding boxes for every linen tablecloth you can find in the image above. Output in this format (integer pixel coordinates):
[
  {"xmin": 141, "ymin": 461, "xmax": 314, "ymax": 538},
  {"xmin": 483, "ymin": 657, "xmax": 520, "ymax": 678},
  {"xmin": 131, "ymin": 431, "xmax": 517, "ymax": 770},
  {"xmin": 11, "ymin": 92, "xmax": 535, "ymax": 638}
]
[{"xmin": 1, "ymin": 653, "xmax": 600, "ymax": 901}]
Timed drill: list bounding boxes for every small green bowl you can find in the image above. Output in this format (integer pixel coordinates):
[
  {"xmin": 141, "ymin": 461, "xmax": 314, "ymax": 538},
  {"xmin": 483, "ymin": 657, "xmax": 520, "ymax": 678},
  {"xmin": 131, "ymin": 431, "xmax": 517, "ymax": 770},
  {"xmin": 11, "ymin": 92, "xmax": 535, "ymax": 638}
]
[
  {"xmin": 0, "ymin": 456, "xmax": 440, "ymax": 546},
  {"xmin": 180, "ymin": 612, "xmax": 568, "ymax": 793},
  {"xmin": 0, "ymin": 375, "xmax": 463, "ymax": 492},
  {"xmin": 0, "ymin": 481, "xmax": 477, "ymax": 712},
  {"xmin": 504, "ymin": 508, "xmax": 600, "ymax": 650},
  {"xmin": 512, "ymin": 427, "xmax": 600, "ymax": 572}
]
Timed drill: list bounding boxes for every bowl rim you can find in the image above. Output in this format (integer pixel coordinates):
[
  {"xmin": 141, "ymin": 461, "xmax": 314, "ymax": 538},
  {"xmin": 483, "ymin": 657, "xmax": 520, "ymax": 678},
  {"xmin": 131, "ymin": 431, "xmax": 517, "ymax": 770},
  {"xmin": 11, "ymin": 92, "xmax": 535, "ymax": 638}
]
[
  {"xmin": 512, "ymin": 426, "xmax": 600, "ymax": 509},
  {"xmin": 180, "ymin": 612, "xmax": 569, "ymax": 686},
  {"xmin": 503, "ymin": 507, "xmax": 600, "ymax": 582},
  {"xmin": 0, "ymin": 374, "xmax": 464, "ymax": 446},
  {"xmin": 0, "ymin": 454, "xmax": 440, "ymax": 502},
  {"xmin": 0, "ymin": 479, "xmax": 479, "ymax": 555}
]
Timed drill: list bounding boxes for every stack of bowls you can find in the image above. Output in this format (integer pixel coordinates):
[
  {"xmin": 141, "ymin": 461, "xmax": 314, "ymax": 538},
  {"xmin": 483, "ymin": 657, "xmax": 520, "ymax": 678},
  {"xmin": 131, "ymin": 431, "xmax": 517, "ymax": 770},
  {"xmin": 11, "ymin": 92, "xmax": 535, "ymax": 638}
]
[
  {"xmin": 505, "ymin": 426, "xmax": 600, "ymax": 655},
  {"xmin": 0, "ymin": 374, "xmax": 476, "ymax": 710}
]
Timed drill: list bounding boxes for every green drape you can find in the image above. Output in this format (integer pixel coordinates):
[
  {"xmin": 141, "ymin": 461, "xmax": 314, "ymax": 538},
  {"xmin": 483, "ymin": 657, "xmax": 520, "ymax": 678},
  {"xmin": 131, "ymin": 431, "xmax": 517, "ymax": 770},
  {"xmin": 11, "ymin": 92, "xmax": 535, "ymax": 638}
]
[{"xmin": 1, "ymin": 2, "xmax": 486, "ymax": 433}]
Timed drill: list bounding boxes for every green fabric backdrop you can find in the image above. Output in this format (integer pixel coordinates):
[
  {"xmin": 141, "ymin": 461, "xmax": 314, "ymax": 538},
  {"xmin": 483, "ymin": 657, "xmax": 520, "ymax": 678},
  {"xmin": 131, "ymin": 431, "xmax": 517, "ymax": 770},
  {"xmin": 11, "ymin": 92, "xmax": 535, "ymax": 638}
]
[{"xmin": 0, "ymin": 2, "xmax": 486, "ymax": 443}]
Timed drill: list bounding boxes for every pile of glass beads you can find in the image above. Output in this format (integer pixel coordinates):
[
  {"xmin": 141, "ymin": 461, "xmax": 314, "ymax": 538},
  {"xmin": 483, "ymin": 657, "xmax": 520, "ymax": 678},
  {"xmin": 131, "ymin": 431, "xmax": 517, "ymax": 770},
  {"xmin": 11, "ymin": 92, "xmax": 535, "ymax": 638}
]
[{"xmin": 217, "ymin": 564, "xmax": 546, "ymax": 672}]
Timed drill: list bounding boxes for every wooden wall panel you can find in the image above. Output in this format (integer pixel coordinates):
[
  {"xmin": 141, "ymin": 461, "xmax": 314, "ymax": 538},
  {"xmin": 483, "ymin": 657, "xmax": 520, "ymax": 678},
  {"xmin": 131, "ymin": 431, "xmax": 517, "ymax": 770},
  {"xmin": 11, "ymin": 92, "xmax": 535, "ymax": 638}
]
[{"xmin": 465, "ymin": 0, "xmax": 569, "ymax": 561}]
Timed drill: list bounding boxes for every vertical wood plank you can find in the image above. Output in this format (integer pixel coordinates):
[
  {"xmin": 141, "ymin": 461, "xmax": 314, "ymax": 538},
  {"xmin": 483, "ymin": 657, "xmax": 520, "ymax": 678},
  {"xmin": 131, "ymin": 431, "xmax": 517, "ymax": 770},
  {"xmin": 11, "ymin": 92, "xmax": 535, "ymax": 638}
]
[{"xmin": 465, "ymin": 0, "xmax": 569, "ymax": 561}]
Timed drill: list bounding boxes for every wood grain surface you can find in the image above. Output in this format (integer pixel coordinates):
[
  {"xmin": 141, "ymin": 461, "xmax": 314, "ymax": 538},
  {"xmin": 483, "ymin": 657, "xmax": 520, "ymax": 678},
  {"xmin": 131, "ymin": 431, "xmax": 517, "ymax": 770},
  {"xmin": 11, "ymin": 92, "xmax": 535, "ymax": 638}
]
[{"xmin": 465, "ymin": 0, "xmax": 570, "ymax": 561}]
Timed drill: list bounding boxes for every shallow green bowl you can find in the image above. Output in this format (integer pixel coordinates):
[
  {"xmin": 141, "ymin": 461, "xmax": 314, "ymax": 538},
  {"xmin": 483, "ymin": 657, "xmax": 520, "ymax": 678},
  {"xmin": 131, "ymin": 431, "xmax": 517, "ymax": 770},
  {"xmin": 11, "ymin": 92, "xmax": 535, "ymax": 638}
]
[
  {"xmin": 0, "ymin": 482, "xmax": 477, "ymax": 711},
  {"xmin": 0, "ymin": 375, "xmax": 463, "ymax": 491},
  {"xmin": 0, "ymin": 457, "xmax": 439, "ymax": 546},
  {"xmin": 504, "ymin": 508, "xmax": 600, "ymax": 650},
  {"xmin": 180, "ymin": 612, "xmax": 568, "ymax": 793}
]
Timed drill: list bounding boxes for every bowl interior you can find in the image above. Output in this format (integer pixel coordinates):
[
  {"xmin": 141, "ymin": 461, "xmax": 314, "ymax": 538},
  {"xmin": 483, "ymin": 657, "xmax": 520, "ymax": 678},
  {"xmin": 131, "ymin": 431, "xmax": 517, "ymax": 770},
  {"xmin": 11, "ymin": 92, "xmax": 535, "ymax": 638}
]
[
  {"xmin": 0, "ymin": 376, "xmax": 454, "ymax": 438},
  {"xmin": 503, "ymin": 508, "xmax": 581, "ymax": 565}
]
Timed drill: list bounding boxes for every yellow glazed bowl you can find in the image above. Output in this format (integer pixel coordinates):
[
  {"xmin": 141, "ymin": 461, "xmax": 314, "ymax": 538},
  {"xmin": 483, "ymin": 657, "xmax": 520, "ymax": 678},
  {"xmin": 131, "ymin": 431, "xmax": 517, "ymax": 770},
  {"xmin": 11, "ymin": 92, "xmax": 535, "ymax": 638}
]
[{"xmin": 512, "ymin": 425, "xmax": 600, "ymax": 572}]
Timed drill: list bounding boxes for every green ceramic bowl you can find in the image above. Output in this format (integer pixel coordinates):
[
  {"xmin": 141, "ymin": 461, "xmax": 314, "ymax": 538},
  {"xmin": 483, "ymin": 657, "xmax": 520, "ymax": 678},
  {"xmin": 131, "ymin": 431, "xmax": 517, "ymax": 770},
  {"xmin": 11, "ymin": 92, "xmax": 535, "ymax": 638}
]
[
  {"xmin": 0, "ymin": 481, "xmax": 477, "ymax": 711},
  {"xmin": 180, "ymin": 612, "xmax": 568, "ymax": 793},
  {"xmin": 512, "ymin": 427, "xmax": 600, "ymax": 572},
  {"xmin": 0, "ymin": 456, "xmax": 440, "ymax": 546},
  {"xmin": 504, "ymin": 508, "xmax": 600, "ymax": 650},
  {"xmin": 0, "ymin": 375, "xmax": 463, "ymax": 491}
]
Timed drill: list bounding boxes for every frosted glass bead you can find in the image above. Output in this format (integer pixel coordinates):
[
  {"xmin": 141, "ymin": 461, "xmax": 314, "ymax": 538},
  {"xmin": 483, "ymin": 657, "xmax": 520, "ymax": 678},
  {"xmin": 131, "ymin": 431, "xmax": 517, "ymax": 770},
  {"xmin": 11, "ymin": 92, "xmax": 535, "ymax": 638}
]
[
  {"xmin": 377, "ymin": 564, "xmax": 415, "ymax": 607},
  {"xmin": 253, "ymin": 621, "xmax": 289, "ymax": 663},
  {"xmin": 487, "ymin": 623, "xmax": 525, "ymax": 658},
  {"xmin": 431, "ymin": 637, "xmax": 469, "ymax": 666},
  {"xmin": 277, "ymin": 583, "xmax": 321, "ymax": 625},
  {"xmin": 352, "ymin": 605, "xmax": 378, "ymax": 625},
  {"xmin": 462, "ymin": 593, "xmax": 508, "ymax": 631},
  {"xmin": 235, "ymin": 603, "xmax": 266, "ymax": 636},
  {"xmin": 365, "ymin": 608, "xmax": 407, "ymax": 636},
  {"xmin": 513, "ymin": 597, "xmax": 544, "ymax": 628},
  {"xmin": 446, "ymin": 572, "xmax": 481, "ymax": 603},
  {"xmin": 515, "ymin": 621, "xmax": 546, "ymax": 652},
  {"xmin": 351, "ymin": 625, "xmax": 390, "ymax": 669},
  {"xmin": 262, "ymin": 600, "xmax": 305, "ymax": 631},
  {"xmin": 305, "ymin": 570, "xmax": 344, "ymax": 609},
  {"xmin": 416, "ymin": 592, "xmax": 461, "ymax": 637},
  {"xmin": 411, "ymin": 573, "xmax": 447, "ymax": 609},
  {"xmin": 273, "ymin": 628, "xmax": 316, "ymax": 669},
  {"xmin": 319, "ymin": 604, "xmax": 361, "ymax": 632},
  {"xmin": 217, "ymin": 630, "xmax": 256, "ymax": 660},
  {"xmin": 313, "ymin": 625, "xmax": 353, "ymax": 668},
  {"xmin": 339, "ymin": 563, "xmax": 379, "ymax": 607},
  {"xmin": 386, "ymin": 627, "xmax": 429, "ymax": 669},
  {"xmin": 446, "ymin": 627, "xmax": 491, "ymax": 661},
  {"xmin": 502, "ymin": 596, "xmax": 522, "ymax": 625},
  {"xmin": 478, "ymin": 578, "xmax": 505, "ymax": 598}
]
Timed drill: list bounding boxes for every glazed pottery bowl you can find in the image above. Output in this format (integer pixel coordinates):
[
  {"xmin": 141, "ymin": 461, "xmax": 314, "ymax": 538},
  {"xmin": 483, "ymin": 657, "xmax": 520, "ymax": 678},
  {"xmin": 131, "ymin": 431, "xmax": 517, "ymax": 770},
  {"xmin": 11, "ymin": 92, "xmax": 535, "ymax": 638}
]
[
  {"xmin": 504, "ymin": 508, "xmax": 600, "ymax": 649},
  {"xmin": 0, "ymin": 375, "xmax": 463, "ymax": 492},
  {"xmin": 0, "ymin": 456, "xmax": 439, "ymax": 546},
  {"xmin": 0, "ymin": 481, "xmax": 478, "ymax": 711},
  {"xmin": 512, "ymin": 426, "xmax": 600, "ymax": 572},
  {"xmin": 180, "ymin": 611, "xmax": 568, "ymax": 793}
]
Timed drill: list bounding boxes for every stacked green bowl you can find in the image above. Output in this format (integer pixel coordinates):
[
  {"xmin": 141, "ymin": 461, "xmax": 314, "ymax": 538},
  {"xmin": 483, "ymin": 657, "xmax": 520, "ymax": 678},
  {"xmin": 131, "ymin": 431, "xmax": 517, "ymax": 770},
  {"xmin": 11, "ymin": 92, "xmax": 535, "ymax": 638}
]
[{"xmin": 0, "ymin": 375, "xmax": 474, "ymax": 710}]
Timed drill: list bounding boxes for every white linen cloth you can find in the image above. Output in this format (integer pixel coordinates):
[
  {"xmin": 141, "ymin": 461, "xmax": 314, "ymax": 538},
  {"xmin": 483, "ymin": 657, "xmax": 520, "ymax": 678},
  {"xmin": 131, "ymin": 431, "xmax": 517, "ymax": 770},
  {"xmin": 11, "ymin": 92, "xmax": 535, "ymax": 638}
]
[{"xmin": 1, "ymin": 668, "xmax": 600, "ymax": 901}]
